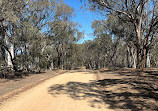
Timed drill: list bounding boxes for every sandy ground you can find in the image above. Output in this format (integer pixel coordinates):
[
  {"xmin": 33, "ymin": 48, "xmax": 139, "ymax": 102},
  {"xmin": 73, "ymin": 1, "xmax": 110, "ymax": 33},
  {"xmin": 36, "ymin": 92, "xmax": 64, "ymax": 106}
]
[
  {"xmin": 0, "ymin": 71, "xmax": 113, "ymax": 111},
  {"xmin": 0, "ymin": 70, "xmax": 62, "ymax": 97}
]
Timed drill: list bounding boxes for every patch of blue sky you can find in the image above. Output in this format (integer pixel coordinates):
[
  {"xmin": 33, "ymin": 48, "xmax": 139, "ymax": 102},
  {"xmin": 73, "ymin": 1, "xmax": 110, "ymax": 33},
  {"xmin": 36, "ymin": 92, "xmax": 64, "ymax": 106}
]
[{"xmin": 63, "ymin": 0, "xmax": 105, "ymax": 43}]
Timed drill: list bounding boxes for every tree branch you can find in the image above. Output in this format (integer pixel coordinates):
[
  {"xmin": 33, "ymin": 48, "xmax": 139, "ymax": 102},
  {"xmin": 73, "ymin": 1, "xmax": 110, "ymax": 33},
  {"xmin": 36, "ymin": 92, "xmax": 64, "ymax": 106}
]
[{"xmin": 99, "ymin": 0, "xmax": 134, "ymax": 21}]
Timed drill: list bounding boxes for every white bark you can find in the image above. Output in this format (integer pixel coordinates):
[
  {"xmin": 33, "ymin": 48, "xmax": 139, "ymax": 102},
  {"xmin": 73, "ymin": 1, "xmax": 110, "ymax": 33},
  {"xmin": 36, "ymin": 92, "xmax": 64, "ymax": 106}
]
[
  {"xmin": 131, "ymin": 47, "xmax": 136, "ymax": 68},
  {"xmin": 51, "ymin": 62, "xmax": 54, "ymax": 69},
  {"xmin": 132, "ymin": 52, "xmax": 137, "ymax": 68},
  {"xmin": 5, "ymin": 37, "xmax": 14, "ymax": 68},
  {"xmin": 127, "ymin": 45, "xmax": 136, "ymax": 68},
  {"xmin": 88, "ymin": 63, "xmax": 92, "ymax": 69},
  {"xmin": 146, "ymin": 52, "xmax": 150, "ymax": 67}
]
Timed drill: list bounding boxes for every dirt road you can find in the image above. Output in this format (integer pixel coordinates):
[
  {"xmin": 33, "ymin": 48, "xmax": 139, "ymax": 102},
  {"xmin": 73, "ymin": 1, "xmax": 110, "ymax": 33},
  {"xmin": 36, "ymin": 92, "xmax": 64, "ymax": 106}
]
[{"xmin": 0, "ymin": 71, "xmax": 113, "ymax": 111}]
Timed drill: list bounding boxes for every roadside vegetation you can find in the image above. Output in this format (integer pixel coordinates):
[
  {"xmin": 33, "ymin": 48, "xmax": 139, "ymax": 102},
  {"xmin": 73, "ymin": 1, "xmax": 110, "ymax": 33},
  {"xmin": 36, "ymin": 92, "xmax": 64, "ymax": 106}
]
[
  {"xmin": 0, "ymin": 1, "xmax": 158, "ymax": 110},
  {"xmin": 0, "ymin": 0, "xmax": 158, "ymax": 77}
]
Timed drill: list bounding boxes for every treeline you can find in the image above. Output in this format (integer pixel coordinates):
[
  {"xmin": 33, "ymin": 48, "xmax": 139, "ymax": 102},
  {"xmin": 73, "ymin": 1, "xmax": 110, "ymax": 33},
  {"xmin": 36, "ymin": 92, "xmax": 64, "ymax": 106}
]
[
  {"xmin": 82, "ymin": 0, "xmax": 158, "ymax": 69},
  {"xmin": 83, "ymin": 34, "xmax": 158, "ymax": 69},
  {"xmin": 0, "ymin": 0, "xmax": 83, "ymax": 74},
  {"xmin": 0, "ymin": 0, "xmax": 158, "ymax": 76}
]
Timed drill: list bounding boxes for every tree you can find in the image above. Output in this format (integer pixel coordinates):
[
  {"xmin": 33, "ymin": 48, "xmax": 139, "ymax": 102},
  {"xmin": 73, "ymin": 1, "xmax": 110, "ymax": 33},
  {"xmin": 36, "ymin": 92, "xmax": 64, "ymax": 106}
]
[
  {"xmin": 0, "ymin": 0, "xmax": 55, "ymax": 71},
  {"xmin": 105, "ymin": 15, "xmax": 137, "ymax": 68},
  {"xmin": 47, "ymin": 3, "xmax": 84, "ymax": 69},
  {"xmin": 85, "ymin": 0, "xmax": 158, "ymax": 69},
  {"xmin": 83, "ymin": 33, "xmax": 114, "ymax": 69}
]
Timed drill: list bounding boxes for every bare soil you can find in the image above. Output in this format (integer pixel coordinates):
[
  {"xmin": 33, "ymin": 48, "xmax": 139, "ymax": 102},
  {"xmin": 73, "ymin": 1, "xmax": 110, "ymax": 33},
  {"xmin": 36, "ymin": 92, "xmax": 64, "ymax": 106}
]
[
  {"xmin": 96, "ymin": 68, "xmax": 158, "ymax": 111},
  {"xmin": 0, "ymin": 70, "xmax": 113, "ymax": 111},
  {"xmin": 0, "ymin": 69, "xmax": 157, "ymax": 111},
  {"xmin": 0, "ymin": 70, "xmax": 66, "ymax": 102}
]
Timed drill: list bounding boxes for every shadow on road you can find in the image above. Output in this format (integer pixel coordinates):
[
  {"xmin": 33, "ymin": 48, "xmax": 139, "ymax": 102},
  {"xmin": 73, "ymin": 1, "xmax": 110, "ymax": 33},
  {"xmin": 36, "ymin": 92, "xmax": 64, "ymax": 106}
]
[{"xmin": 48, "ymin": 70, "xmax": 158, "ymax": 111}]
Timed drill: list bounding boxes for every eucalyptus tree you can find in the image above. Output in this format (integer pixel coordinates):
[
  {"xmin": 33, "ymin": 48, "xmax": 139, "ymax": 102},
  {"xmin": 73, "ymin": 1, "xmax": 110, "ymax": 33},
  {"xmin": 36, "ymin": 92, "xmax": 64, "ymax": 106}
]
[
  {"xmin": 47, "ymin": 3, "xmax": 83, "ymax": 69},
  {"xmin": 83, "ymin": 34, "xmax": 113, "ymax": 69},
  {"xmin": 149, "ymin": 37, "xmax": 158, "ymax": 67},
  {"xmin": 91, "ymin": 20, "xmax": 113, "ymax": 67},
  {"xmin": 15, "ymin": 0, "xmax": 55, "ymax": 71},
  {"xmin": 0, "ymin": 0, "xmax": 56, "ymax": 71},
  {"xmin": 84, "ymin": 0, "xmax": 158, "ymax": 69},
  {"xmin": 105, "ymin": 15, "xmax": 137, "ymax": 68},
  {"xmin": 83, "ymin": 40, "xmax": 95, "ymax": 69},
  {"xmin": 0, "ymin": 0, "xmax": 28, "ymax": 70}
]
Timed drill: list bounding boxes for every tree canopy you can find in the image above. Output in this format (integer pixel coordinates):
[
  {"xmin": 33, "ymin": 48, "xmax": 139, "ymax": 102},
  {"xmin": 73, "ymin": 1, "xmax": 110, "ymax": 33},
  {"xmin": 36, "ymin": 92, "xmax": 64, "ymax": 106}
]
[{"xmin": 0, "ymin": 0, "xmax": 158, "ymax": 78}]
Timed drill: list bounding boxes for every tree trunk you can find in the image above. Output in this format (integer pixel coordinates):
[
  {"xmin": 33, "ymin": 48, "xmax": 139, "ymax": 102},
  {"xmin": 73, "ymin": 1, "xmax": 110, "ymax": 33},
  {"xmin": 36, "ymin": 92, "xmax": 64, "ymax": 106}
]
[
  {"xmin": 130, "ymin": 46, "xmax": 136, "ymax": 68},
  {"xmin": 5, "ymin": 38, "xmax": 17, "ymax": 71},
  {"xmin": 5, "ymin": 37, "xmax": 12, "ymax": 68},
  {"xmin": 88, "ymin": 62, "xmax": 92, "ymax": 69},
  {"xmin": 135, "ymin": 3, "xmax": 145, "ymax": 70},
  {"xmin": 132, "ymin": 50, "xmax": 137, "ymax": 68},
  {"xmin": 3, "ymin": 45, "xmax": 17, "ymax": 71},
  {"xmin": 51, "ymin": 62, "xmax": 54, "ymax": 69},
  {"xmin": 126, "ymin": 46, "xmax": 133, "ymax": 68},
  {"xmin": 146, "ymin": 51, "xmax": 150, "ymax": 68},
  {"xmin": 58, "ymin": 56, "xmax": 60, "ymax": 68},
  {"xmin": 136, "ymin": 27, "xmax": 142, "ymax": 69}
]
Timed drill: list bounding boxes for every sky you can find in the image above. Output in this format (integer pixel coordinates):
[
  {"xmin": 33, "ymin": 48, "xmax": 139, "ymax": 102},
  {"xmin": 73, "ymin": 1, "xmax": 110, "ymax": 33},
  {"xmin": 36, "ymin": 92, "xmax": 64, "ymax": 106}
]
[{"xmin": 63, "ymin": 0, "xmax": 103, "ymax": 43}]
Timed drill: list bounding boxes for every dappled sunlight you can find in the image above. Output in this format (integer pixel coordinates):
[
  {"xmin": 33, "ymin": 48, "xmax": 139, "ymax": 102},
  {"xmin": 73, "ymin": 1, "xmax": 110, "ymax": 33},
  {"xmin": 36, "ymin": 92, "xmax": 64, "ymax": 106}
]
[
  {"xmin": 48, "ymin": 72, "xmax": 158, "ymax": 111},
  {"xmin": 48, "ymin": 81, "xmax": 106, "ymax": 109}
]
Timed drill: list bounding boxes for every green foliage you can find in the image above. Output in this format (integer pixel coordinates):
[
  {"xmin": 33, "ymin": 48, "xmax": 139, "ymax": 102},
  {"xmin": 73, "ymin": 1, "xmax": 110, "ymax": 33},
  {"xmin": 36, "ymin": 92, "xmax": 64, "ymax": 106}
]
[
  {"xmin": 2, "ymin": 0, "xmax": 158, "ymax": 73},
  {"xmin": 84, "ymin": 0, "xmax": 158, "ymax": 69},
  {"xmin": 0, "ymin": 0, "xmax": 84, "ymax": 72}
]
